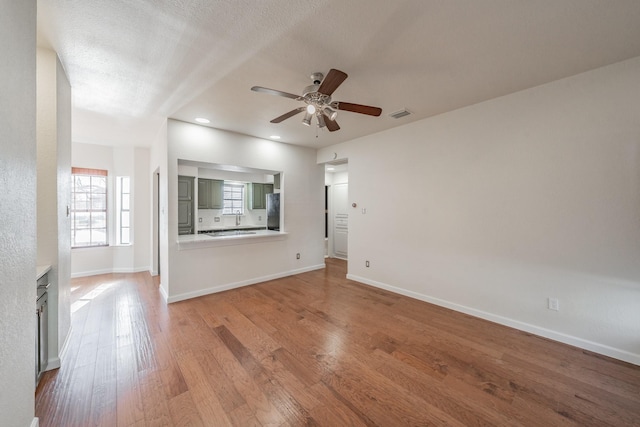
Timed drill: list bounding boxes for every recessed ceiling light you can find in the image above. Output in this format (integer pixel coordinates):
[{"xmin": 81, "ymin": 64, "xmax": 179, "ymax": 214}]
[
  {"xmin": 194, "ymin": 117, "xmax": 210, "ymax": 124},
  {"xmin": 270, "ymin": 135, "xmax": 281, "ymax": 140},
  {"xmin": 327, "ymin": 167, "xmax": 335, "ymax": 171}
]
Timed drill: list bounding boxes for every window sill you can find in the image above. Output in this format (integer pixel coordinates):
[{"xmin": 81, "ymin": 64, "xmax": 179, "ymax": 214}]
[
  {"xmin": 72, "ymin": 243, "xmax": 132, "ymax": 250},
  {"xmin": 72, "ymin": 245, "xmax": 109, "ymax": 250}
]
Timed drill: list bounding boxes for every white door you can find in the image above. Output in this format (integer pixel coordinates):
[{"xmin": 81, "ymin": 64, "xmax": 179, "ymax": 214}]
[{"xmin": 333, "ymin": 183, "xmax": 348, "ymax": 258}]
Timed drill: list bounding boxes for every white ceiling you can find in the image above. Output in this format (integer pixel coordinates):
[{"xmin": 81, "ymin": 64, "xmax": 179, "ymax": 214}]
[{"xmin": 37, "ymin": 0, "xmax": 640, "ymax": 148}]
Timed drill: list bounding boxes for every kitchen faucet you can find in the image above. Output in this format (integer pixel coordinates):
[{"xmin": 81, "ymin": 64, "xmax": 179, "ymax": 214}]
[{"xmin": 235, "ymin": 210, "xmax": 241, "ymax": 226}]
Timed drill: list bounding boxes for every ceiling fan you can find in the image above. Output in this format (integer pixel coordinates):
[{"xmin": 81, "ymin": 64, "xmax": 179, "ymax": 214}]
[{"xmin": 251, "ymin": 69, "xmax": 382, "ymax": 132}]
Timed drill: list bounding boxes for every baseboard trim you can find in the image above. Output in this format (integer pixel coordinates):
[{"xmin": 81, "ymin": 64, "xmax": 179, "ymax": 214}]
[
  {"xmin": 347, "ymin": 274, "xmax": 640, "ymax": 367},
  {"xmin": 158, "ymin": 283, "xmax": 169, "ymax": 303},
  {"xmin": 45, "ymin": 323, "xmax": 72, "ymax": 371},
  {"xmin": 71, "ymin": 266, "xmax": 151, "ymax": 278},
  {"xmin": 167, "ymin": 264, "xmax": 326, "ymax": 303},
  {"xmin": 31, "ymin": 417, "xmax": 39, "ymax": 427},
  {"xmin": 46, "ymin": 356, "xmax": 61, "ymax": 371}
]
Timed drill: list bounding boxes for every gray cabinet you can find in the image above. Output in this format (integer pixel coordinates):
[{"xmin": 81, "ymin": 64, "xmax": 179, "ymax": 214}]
[
  {"xmin": 178, "ymin": 175, "xmax": 194, "ymax": 234},
  {"xmin": 36, "ymin": 271, "xmax": 49, "ymax": 386},
  {"xmin": 274, "ymin": 173, "xmax": 281, "ymax": 190},
  {"xmin": 249, "ymin": 183, "xmax": 274, "ymax": 209},
  {"xmin": 198, "ymin": 178, "xmax": 223, "ymax": 209}
]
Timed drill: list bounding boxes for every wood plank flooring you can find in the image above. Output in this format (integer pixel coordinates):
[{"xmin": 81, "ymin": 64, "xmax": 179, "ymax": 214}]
[{"xmin": 35, "ymin": 259, "xmax": 640, "ymax": 426}]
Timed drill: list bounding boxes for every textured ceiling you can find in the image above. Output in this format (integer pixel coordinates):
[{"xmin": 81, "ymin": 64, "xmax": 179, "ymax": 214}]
[{"xmin": 37, "ymin": 0, "xmax": 640, "ymax": 148}]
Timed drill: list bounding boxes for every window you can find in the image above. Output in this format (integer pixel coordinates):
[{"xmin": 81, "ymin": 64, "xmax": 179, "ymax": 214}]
[
  {"xmin": 117, "ymin": 176, "xmax": 131, "ymax": 244},
  {"xmin": 71, "ymin": 168, "xmax": 108, "ymax": 247},
  {"xmin": 222, "ymin": 182, "xmax": 245, "ymax": 215}
]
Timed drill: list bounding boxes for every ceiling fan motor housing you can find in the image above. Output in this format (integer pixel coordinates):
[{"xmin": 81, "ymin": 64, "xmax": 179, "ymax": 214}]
[
  {"xmin": 303, "ymin": 85, "xmax": 331, "ymax": 105},
  {"xmin": 310, "ymin": 72, "xmax": 324, "ymax": 85}
]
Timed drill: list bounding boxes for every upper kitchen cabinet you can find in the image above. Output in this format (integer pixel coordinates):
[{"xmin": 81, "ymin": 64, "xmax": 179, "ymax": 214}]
[
  {"xmin": 178, "ymin": 175, "xmax": 194, "ymax": 234},
  {"xmin": 178, "ymin": 175, "xmax": 193, "ymax": 201},
  {"xmin": 198, "ymin": 178, "xmax": 223, "ymax": 209},
  {"xmin": 249, "ymin": 183, "xmax": 273, "ymax": 209},
  {"xmin": 274, "ymin": 173, "xmax": 280, "ymax": 190}
]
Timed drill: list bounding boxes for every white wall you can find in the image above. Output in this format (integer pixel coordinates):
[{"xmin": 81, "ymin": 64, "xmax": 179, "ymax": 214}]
[
  {"xmin": 71, "ymin": 143, "xmax": 151, "ymax": 277},
  {"xmin": 0, "ymin": 1, "xmax": 37, "ymax": 425},
  {"xmin": 37, "ymin": 47, "xmax": 72, "ymax": 370},
  {"xmin": 150, "ymin": 120, "xmax": 169, "ymax": 286},
  {"xmin": 165, "ymin": 120, "xmax": 324, "ymax": 302},
  {"xmin": 318, "ymin": 56, "xmax": 640, "ymax": 365},
  {"xmin": 55, "ymin": 51, "xmax": 72, "ymax": 370}
]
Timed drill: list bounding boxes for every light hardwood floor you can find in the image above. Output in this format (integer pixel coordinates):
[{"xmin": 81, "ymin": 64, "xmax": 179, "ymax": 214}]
[{"xmin": 36, "ymin": 258, "xmax": 640, "ymax": 426}]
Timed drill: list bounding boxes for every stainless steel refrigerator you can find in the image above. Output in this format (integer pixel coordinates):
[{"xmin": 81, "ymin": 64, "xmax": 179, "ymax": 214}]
[{"xmin": 266, "ymin": 193, "xmax": 280, "ymax": 230}]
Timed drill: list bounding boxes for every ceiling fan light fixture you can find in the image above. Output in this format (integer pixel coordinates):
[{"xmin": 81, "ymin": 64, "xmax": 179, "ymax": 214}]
[
  {"xmin": 302, "ymin": 112, "xmax": 312, "ymax": 126},
  {"xmin": 306, "ymin": 104, "xmax": 316, "ymax": 114},
  {"xmin": 317, "ymin": 114, "xmax": 326, "ymax": 128},
  {"xmin": 323, "ymin": 106, "xmax": 338, "ymax": 121}
]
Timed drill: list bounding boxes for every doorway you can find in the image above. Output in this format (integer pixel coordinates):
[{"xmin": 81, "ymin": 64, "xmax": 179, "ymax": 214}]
[
  {"xmin": 152, "ymin": 168, "xmax": 160, "ymax": 276},
  {"xmin": 324, "ymin": 161, "xmax": 348, "ymax": 260}
]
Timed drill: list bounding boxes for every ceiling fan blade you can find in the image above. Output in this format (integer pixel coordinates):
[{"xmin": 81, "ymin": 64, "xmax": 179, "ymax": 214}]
[
  {"xmin": 251, "ymin": 86, "xmax": 301, "ymax": 100},
  {"xmin": 270, "ymin": 107, "xmax": 305, "ymax": 123},
  {"xmin": 317, "ymin": 69, "xmax": 348, "ymax": 96},
  {"xmin": 335, "ymin": 102, "xmax": 382, "ymax": 116},
  {"xmin": 324, "ymin": 115, "xmax": 340, "ymax": 132}
]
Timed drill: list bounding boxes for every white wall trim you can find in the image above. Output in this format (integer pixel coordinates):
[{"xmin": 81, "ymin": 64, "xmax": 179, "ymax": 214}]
[
  {"xmin": 45, "ymin": 324, "xmax": 73, "ymax": 371},
  {"xmin": 46, "ymin": 356, "xmax": 61, "ymax": 371},
  {"xmin": 31, "ymin": 417, "xmax": 39, "ymax": 427},
  {"xmin": 347, "ymin": 274, "xmax": 640, "ymax": 367},
  {"xmin": 71, "ymin": 265, "xmax": 151, "ymax": 278},
  {"xmin": 168, "ymin": 264, "xmax": 325, "ymax": 303},
  {"xmin": 159, "ymin": 283, "xmax": 168, "ymax": 303}
]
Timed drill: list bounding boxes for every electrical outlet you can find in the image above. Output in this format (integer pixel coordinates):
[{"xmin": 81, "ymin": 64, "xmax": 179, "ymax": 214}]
[
  {"xmin": 365, "ymin": 260, "xmax": 370, "ymax": 267},
  {"xmin": 259, "ymin": 215, "xmax": 262, "ymax": 221},
  {"xmin": 548, "ymin": 297, "xmax": 559, "ymax": 311},
  {"xmin": 296, "ymin": 253, "xmax": 300, "ymax": 259}
]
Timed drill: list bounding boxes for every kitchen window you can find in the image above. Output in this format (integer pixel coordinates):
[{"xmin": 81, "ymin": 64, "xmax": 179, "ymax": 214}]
[
  {"xmin": 222, "ymin": 182, "xmax": 245, "ymax": 215},
  {"xmin": 71, "ymin": 167, "xmax": 108, "ymax": 247}
]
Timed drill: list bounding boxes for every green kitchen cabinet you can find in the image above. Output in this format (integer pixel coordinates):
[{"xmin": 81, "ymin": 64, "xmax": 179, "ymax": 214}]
[
  {"xmin": 249, "ymin": 183, "xmax": 274, "ymax": 209},
  {"xmin": 178, "ymin": 175, "xmax": 194, "ymax": 234},
  {"xmin": 198, "ymin": 178, "xmax": 223, "ymax": 209}
]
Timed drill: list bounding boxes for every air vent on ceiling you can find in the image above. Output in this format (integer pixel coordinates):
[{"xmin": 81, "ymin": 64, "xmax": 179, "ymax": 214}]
[{"xmin": 389, "ymin": 108, "xmax": 411, "ymax": 119}]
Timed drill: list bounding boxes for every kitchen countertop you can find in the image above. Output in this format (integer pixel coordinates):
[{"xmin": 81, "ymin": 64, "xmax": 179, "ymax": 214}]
[
  {"xmin": 178, "ymin": 229, "xmax": 287, "ymax": 250},
  {"xmin": 37, "ymin": 265, "xmax": 51, "ymax": 280},
  {"xmin": 198, "ymin": 225, "xmax": 266, "ymax": 233}
]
